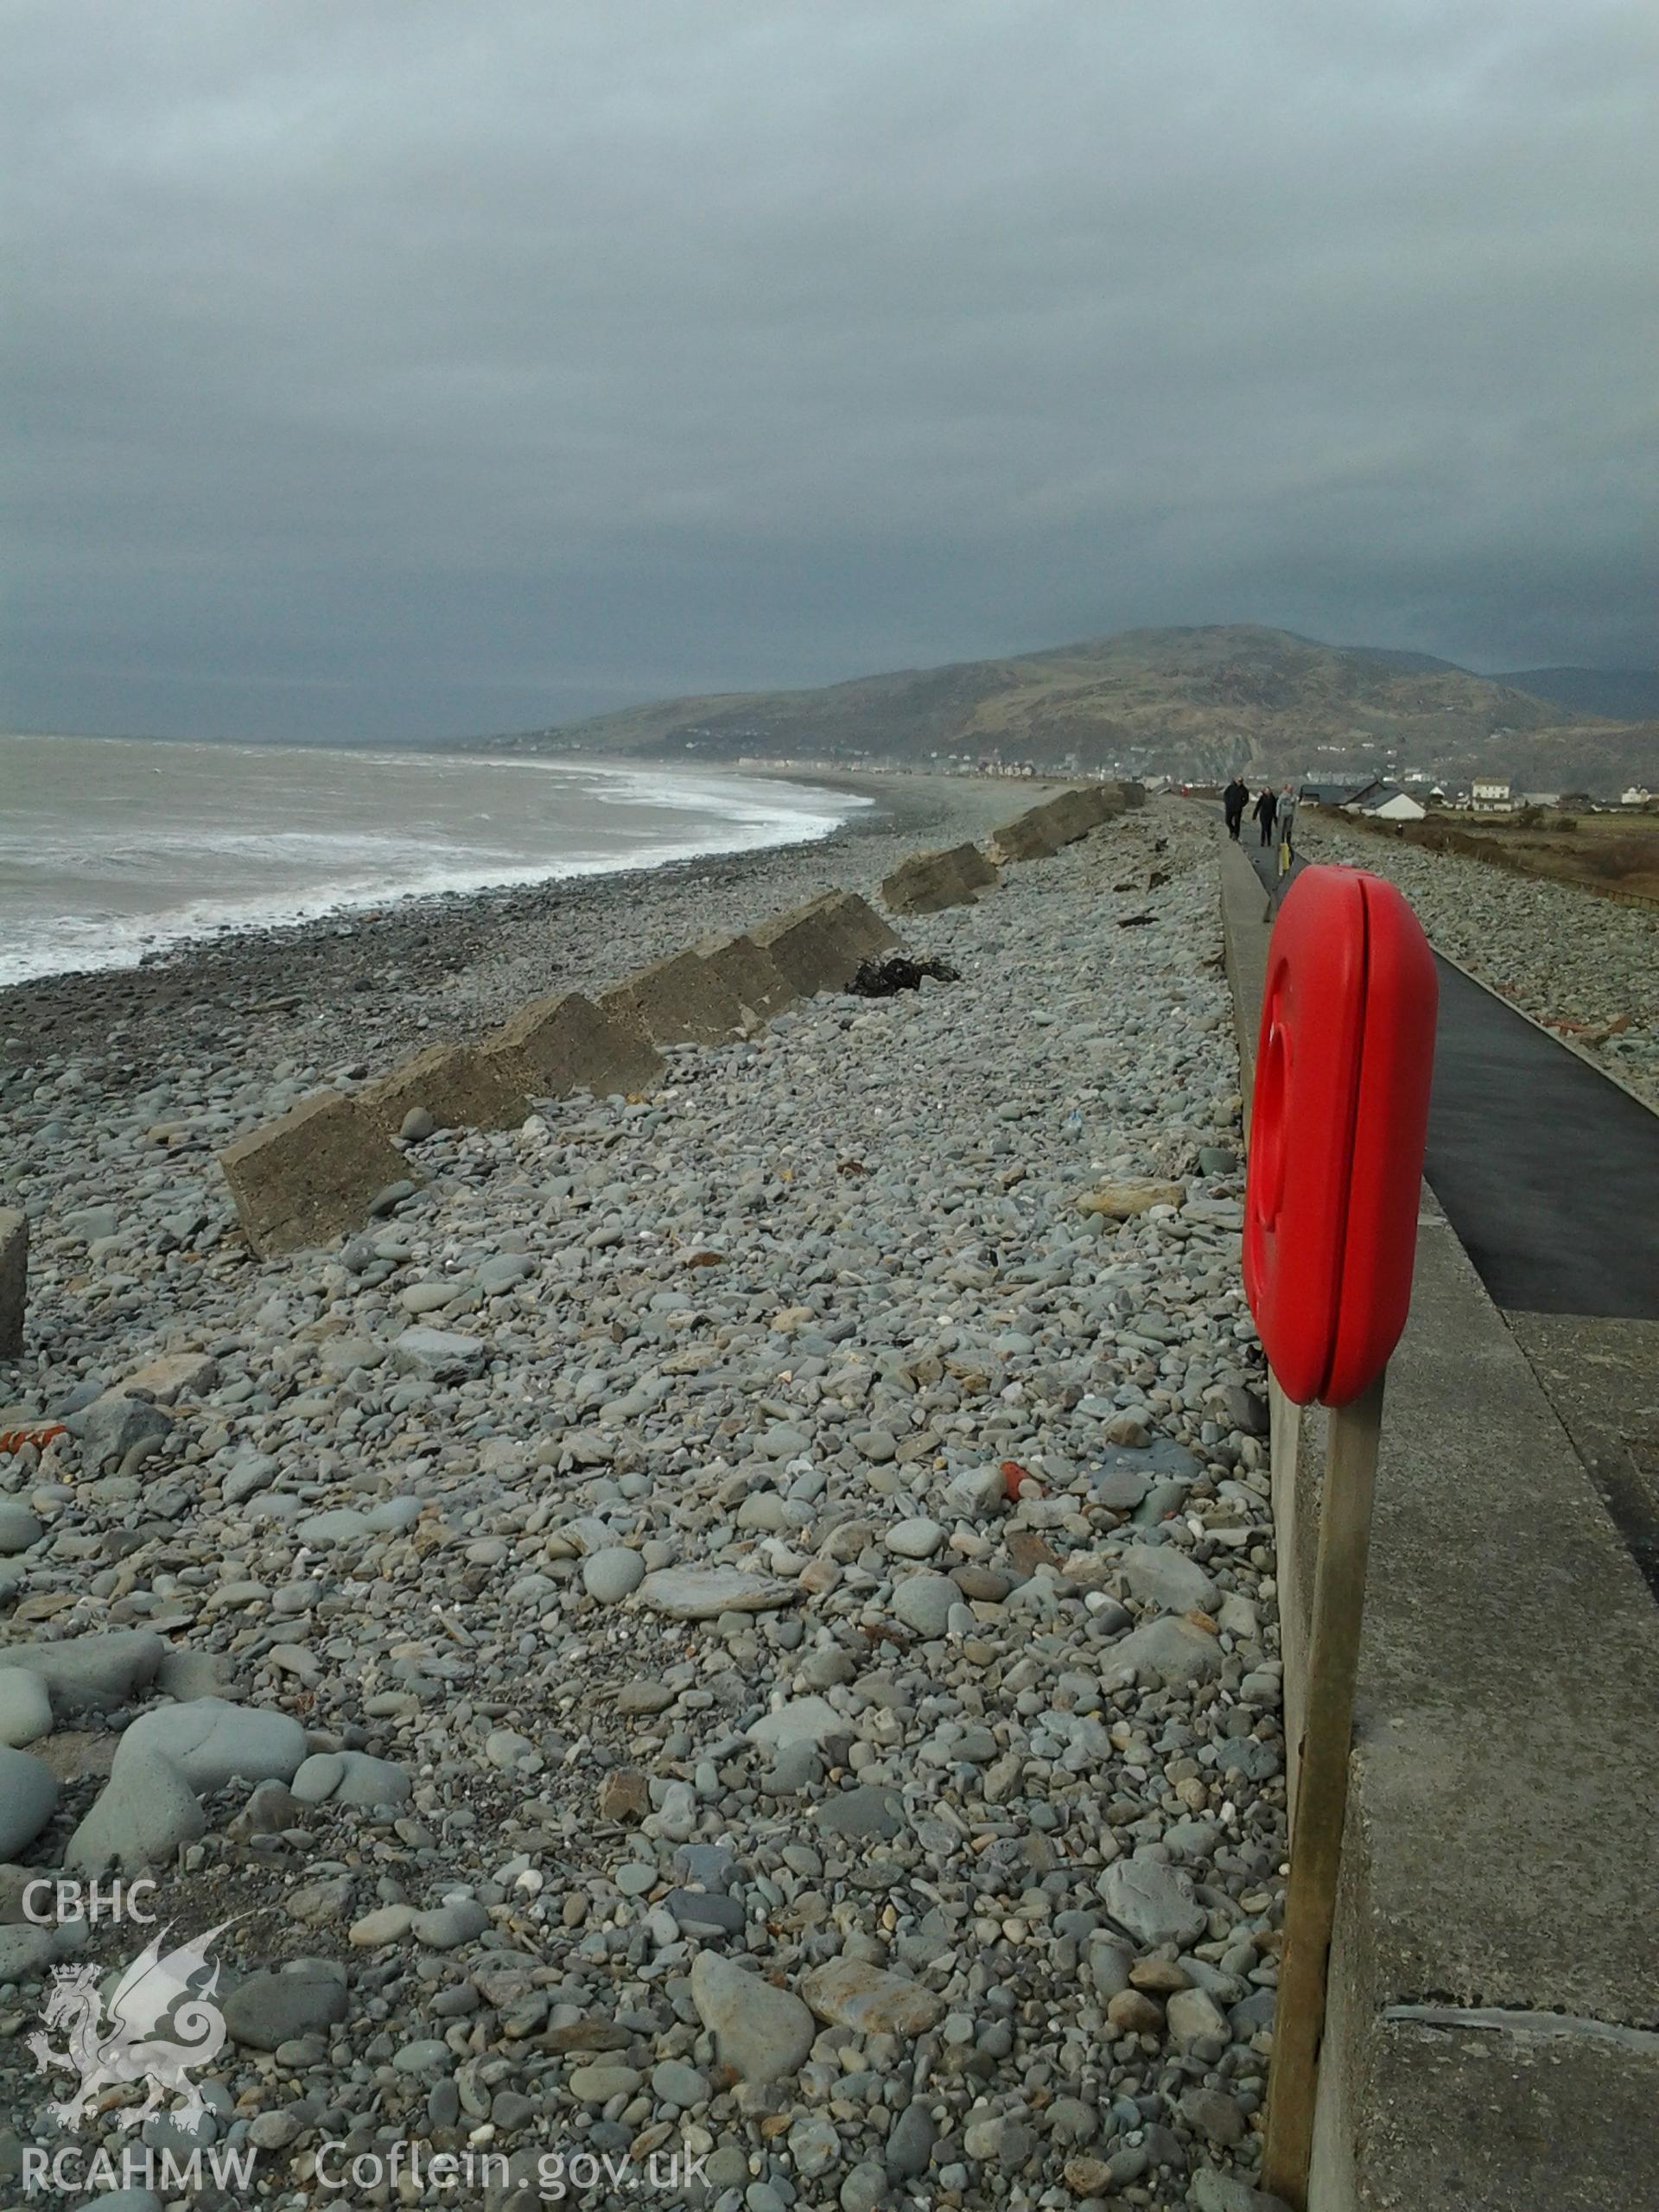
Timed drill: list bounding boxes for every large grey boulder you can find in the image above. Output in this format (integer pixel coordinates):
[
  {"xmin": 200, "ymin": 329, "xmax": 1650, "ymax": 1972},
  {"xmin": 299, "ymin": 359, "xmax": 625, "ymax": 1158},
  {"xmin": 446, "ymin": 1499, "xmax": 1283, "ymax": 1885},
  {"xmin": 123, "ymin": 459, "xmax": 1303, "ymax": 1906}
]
[
  {"xmin": 638, "ymin": 1567, "xmax": 797, "ymax": 1619},
  {"xmin": 800, "ymin": 1959, "xmax": 946, "ymax": 2037},
  {"xmin": 0, "ymin": 1629, "xmax": 165, "ymax": 1716},
  {"xmin": 0, "ymin": 1501, "xmax": 43, "ymax": 1555},
  {"xmin": 296, "ymin": 1508, "xmax": 374, "ymax": 1546},
  {"xmin": 812, "ymin": 1783, "xmax": 906, "ymax": 1841},
  {"xmin": 0, "ymin": 1745, "xmax": 57, "ymax": 1858},
  {"xmin": 1120, "ymin": 1542, "xmax": 1218, "ymax": 1615},
  {"xmin": 1099, "ymin": 1615, "xmax": 1224, "ymax": 1690},
  {"xmin": 221, "ymin": 1959, "xmax": 348, "ymax": 2050},
  {"xmin": 1100, "ymin": 1856, "xmax": 1208, "ymax": 1948},
  {"xmin": 889, "ymin": 1573, "xmax": 958, "ymax": 1639},
  {"xmin": 66, "ymin": 1751, "xmax": 206, "ymax": 1874},
  {"xmin": 112, "ymin": 1697, "xmax": 307, "ymax": 1793},
  {"xmin": 0, "ymin": 1923, "xmax": 57, "ymax": 1982},
  {"xmin": 118, "ymin": 1351, "xmax": 218, "ymax": 1403},
  {"xmin": 746, "ymin": 1697, "xmax": 847, "ymax": 1754},
  {"xmin": 0, "ymin": 1669, "xmax": 53, "ymax": 1747},
  {"xmin": 689, "ymin": 1952, "xmax": 815, "ymax": 2084},
  {"xmin": 582, "ymin": 1547, "xmax": 646, "ymax": 1604},
  {"xmin": 77, "ymin": 1392, "xmax": 173, "ymax": 1471},
  {"xmin": 390, "ymin": 1327, "xmax": 487, "ymax": 1382},
  {"xmin": 291, "ymin": 1750, "xmax": 411, "ymax": 1808}
]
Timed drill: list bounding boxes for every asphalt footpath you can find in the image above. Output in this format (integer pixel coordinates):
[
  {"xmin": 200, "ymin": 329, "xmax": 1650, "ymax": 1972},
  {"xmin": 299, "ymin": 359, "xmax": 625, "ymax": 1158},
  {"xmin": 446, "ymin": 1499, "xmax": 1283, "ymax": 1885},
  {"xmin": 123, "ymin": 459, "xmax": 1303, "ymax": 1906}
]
[{"xmin": 1237, "ymin": 819, "xmax": 1659, "ymax": 1591}]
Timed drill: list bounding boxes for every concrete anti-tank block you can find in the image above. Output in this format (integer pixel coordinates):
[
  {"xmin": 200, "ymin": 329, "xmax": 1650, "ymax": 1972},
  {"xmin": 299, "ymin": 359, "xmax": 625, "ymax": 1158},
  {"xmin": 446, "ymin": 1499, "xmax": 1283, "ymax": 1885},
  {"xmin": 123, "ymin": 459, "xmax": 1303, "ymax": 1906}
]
[
  {"xmin": 0, "ymin": 1207, "xmax": 26, "ymax": 1357},
  {"xmin": 219, "ymin": 1090, "xmax": 422, "ymax": 1257},
  {"xmin": 356, "ymin": 1042, "xmax": 530, "ymax": 1137},
  {"xmin": 1032, "ymin": 787, "xmax": 1103, "ymax": 845},
  {"xmin": 988, "ymin": 805, "xmax": 1064, "ymax": 863},
  {"xmin": 753, "ymin": 892, "xmax": 899, "ymax": 995},
  {"xmin": 832, "ymin": 890, "xmax": 902, "ymax": 963},
  {"xmin": 1044, "ymin": 781, "xmax": 1142, "ymax": 836},
  {"xmin": 597, "ymin": 950, "xmax": 747, "ymax": 1048},
  {"xmin": 487, "ymin": 989, "xmax": 663, "ymax": 1101},
  {"xmin": 1070, "ymin": 785, "xmax": 1120, "ymax": 828},
  {"xmin": 990, "ymin": 784, "xmax": 1135, "ymax": 862},
  {"xmin": 695, "ymin": 934, "xmax": 799, "ymax": 1030},
  {"xmin": 880, "ymin": 842, "xmax": 1000, "ymax": 916}
]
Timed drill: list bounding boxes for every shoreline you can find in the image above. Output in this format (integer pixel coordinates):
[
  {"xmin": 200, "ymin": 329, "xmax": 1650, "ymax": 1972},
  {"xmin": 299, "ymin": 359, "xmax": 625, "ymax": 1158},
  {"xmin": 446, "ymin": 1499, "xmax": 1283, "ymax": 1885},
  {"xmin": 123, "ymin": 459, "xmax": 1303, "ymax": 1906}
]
[{"xmin": 0, "ymin": 769, "xmax": 1034, "ymax": 1098}]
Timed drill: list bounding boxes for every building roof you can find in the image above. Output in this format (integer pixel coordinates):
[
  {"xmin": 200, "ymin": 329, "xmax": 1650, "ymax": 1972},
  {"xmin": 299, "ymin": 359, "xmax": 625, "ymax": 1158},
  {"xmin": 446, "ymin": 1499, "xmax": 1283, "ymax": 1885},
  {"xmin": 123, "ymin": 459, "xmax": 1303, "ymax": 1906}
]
[
  {"xmin": 1300, "ymin": 779, "xmax": 1372, "ymax": 804},
  {"xmin": 1350, "ymin": 782, "xmax": 1419, "ymax": 810}
]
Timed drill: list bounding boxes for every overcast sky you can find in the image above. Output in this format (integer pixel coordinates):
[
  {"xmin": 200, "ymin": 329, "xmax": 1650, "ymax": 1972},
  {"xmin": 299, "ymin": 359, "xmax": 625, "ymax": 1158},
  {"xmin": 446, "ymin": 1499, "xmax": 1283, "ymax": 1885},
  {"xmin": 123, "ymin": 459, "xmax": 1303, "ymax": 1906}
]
[{"xmin": 7, "ymin": 1, "xmax": 1656, "ymax": 741}]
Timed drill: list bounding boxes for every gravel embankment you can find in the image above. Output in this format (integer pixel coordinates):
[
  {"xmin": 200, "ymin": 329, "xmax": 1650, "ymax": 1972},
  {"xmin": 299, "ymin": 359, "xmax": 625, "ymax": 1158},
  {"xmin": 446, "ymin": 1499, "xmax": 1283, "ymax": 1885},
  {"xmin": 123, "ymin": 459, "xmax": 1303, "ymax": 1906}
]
[
  {"xmin": 0, "ymin": 799, "xmax": 1289, "ymax": 2212},
  {"xmin": 1296, "ymin": 817, "xmax": 1659, "ymax": 1109}
]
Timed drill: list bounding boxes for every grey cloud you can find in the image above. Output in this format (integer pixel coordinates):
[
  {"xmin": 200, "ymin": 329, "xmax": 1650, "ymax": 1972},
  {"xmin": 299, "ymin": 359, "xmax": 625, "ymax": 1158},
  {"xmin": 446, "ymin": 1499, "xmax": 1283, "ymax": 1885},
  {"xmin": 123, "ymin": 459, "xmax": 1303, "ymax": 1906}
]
[{"xmin": 5, "ymin": 0, "xmax": 1656, "ymax": 739}]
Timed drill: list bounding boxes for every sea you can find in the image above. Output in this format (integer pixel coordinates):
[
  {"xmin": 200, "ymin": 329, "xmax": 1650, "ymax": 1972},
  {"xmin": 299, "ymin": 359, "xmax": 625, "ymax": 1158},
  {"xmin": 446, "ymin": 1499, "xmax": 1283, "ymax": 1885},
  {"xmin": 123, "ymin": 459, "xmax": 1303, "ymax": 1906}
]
[{"xmin": 0, "ymin": 734, "xmax": 867, "ymax": 988}]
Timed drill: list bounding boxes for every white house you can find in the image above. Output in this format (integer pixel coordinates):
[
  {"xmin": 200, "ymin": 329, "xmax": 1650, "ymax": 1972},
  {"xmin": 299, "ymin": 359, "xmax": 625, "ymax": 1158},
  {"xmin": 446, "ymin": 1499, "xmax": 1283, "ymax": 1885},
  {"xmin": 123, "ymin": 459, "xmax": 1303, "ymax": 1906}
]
[
  {"xmin": 1370, "ymin": 790, "xmax": 1427, "ymax": 821},
  {"xmin": 1621, "ymin": 785, "xmax": 1653, "ymax": 807},
  {"xmin": 1471, "ymin": 778, "xmax": 1513, "ymax": 812}
]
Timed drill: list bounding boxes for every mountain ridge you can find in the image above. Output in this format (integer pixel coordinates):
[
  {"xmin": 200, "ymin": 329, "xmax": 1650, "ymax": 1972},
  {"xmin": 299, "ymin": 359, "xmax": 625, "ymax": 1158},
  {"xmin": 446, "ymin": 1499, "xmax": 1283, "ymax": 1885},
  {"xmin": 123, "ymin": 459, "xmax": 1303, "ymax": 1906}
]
[
  {"xmin": 1493, "ymin": 667, "xmax": 1659, "ymax": 723},
  {"xmin": 479, "ymin": 625, "xmax": 1659, "ymax": 793}
]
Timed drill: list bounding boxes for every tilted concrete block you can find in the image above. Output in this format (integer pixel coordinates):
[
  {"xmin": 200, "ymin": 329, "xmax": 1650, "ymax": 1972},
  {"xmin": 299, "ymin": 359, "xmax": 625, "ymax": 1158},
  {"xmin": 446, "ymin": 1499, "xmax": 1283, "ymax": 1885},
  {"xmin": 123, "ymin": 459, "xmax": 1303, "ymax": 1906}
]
[
  {"xmin": 1033, "ymin": 787, "xmax": 1103, "ymax": 846},
  {"xmin": 989, "ymin": 784, "xmax": 1133, "ymax": 862},
  {"xmin": 356, "ymin": 1042, "xmax": 530, "ymax": 1137},
  {"xmin": 0, "ymin": 1208, "xmax": 26, "ymax": 1357},
  {"xmin": 988, "ymin": 805, "xmax": 1064, "ymax": 863},
  {"xmin": 488, "ymin": 989, "xmax": 664, "ymax": 1100},
  {"xmin": 597, "ymin": 949, "xmax": 747, "ymax": 1048},
  {"xmin": 753, "ymin": 892, "xmax": 899, "ymax": 995},
  {"xmin": 1069, "ymin": 785, "xmax": 1119, "ymax": 828},
  {"xmin": 219, "ymin": 1090, "xmax": 422, "ymax": 1257},
  {"xmin": 695, "ymin": 933, "xmax": 799, "ymax": 1030},
  {"xmin": 880, "ymin": 842, "xmax": 1000, "ymax": 916},
  {"xmin": 1047, "ymin": 781, "xmax": 1143, "ymax": 835},
  {"xmin": 834, "ymin": 891, "xmax": 902, "ymax": 962}
]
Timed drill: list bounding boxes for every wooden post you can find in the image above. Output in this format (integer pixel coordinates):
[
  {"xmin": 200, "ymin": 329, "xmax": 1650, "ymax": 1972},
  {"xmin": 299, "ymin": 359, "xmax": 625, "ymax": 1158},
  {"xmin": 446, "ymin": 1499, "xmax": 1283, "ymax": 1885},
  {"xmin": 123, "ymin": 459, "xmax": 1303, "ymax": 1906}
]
[{"xmin": 1262, "ymin": 1368, "xmax": 1387, "ymax": 2210}]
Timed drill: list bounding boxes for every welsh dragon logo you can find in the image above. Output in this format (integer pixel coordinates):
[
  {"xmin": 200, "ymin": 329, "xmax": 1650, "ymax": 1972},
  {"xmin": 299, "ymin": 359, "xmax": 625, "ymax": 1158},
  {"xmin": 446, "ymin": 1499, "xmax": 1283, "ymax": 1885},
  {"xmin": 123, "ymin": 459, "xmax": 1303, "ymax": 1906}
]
[{"xmin": 28, "ymin": 1922, "xmax": 234, "ymax": 2136}]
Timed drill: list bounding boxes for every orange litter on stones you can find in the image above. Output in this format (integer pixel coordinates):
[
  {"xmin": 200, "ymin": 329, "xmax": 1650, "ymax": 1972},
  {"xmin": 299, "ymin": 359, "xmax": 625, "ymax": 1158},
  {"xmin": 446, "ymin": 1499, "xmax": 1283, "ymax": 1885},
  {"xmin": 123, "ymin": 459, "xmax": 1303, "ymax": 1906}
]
[{"xmin": 0, "ymin": 1422, "xmax": 67, "ymax": 1454}]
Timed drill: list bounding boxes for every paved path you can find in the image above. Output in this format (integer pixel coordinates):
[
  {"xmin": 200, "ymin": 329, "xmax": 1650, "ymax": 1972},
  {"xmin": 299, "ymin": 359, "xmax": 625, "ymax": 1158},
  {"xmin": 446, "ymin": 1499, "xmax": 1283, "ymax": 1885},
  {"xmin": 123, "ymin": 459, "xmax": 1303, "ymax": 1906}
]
[
  {"xmin": 1236, "ymin": 821, "xmax": 1659, "ymax": 1595},
  {"xmin": 1240, "ymin": 831, "xmax": 1659, "ymax": 1320}
]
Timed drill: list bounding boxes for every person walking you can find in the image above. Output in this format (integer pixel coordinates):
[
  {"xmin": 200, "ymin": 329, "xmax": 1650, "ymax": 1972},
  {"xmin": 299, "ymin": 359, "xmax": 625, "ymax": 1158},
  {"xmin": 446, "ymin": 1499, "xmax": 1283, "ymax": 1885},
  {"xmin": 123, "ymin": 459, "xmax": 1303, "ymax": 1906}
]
[
  {"xmin": 1277, "ymin": 785, "xmax": 1299, "ymax": 868},
  {"xmin": 1223, "ymin": 775, "xmax": 1249, "ymax": 841},
  {"xmin": 1254, "ymin": 786, "xmax": 1279, "ymax": 847}
]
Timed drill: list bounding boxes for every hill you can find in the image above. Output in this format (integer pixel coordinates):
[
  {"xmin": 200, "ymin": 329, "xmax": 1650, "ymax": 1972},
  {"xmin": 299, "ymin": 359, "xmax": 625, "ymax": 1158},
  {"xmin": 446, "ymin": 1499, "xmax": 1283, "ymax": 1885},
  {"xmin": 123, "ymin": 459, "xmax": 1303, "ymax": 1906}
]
[{"xmin": 481, "ymin": 626, "xmax": 1659, "ymax": 794}]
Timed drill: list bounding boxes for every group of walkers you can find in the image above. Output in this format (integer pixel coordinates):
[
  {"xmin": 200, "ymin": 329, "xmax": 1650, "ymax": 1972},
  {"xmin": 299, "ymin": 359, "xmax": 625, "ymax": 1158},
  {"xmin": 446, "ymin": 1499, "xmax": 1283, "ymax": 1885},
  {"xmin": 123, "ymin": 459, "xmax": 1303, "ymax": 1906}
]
[{"xmin": 1223, "ymin": 776, "xmax": 1299, "ymax": 869}]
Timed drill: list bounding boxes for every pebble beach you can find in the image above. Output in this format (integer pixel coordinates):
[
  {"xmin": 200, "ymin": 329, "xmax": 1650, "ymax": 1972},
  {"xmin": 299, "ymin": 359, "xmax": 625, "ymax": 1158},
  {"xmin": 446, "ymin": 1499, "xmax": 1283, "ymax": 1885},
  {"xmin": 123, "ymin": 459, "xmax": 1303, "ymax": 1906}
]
[{"xmin": 0, "ymin": 787, "xmax": 1291, "ymax": 2212}]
